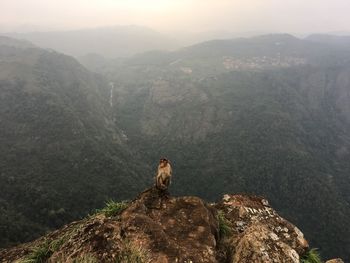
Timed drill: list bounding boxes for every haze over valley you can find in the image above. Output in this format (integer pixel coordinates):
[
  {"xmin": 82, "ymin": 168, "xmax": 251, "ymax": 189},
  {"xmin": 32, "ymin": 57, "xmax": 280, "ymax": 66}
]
[{"xmin": 1, "ymin": 1, "xmax": 350, "ymax": 262}]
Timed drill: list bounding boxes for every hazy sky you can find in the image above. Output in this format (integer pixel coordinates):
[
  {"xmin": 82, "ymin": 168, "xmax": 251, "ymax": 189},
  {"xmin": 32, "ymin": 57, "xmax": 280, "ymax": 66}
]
[{"xmin": 1, "ymin": 0, "xmax": 349, "ymax": 34}]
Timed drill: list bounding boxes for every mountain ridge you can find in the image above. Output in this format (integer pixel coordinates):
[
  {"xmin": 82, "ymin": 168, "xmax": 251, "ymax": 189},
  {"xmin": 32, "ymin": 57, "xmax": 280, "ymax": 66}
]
[{"xmin": 4, "ymin": 25, "xmax": 179, "ymax": 58}]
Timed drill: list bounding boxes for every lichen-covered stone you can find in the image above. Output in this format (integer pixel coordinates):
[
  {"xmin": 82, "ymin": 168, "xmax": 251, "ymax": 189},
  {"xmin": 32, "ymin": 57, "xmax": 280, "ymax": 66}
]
[
  {"xmin": 326, "ymin": 259, "xmax": 345, "ymax": 263},
  {"xmin": 215, "ymin": 194, "xmax": 309, "ymax": 263}
]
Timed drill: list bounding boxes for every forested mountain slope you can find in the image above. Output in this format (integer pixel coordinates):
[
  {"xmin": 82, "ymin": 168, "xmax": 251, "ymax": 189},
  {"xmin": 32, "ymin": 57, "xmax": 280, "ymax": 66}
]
[
  {"xmin": 0, "ymin": 36, "xmax": 150, "ymax": 248},
  {"xmin": 306, "ymin": 34, "xmax": 350, "ymax": 49}
]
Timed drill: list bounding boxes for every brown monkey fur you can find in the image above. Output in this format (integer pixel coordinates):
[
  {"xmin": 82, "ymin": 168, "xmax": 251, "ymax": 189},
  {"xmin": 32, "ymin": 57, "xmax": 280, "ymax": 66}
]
[{"xmin": 156, "ymin": 158, "xmax": 172, "ymax": 190}]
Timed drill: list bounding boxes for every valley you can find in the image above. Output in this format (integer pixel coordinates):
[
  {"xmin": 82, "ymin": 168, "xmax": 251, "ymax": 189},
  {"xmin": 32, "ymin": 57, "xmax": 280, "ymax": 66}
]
[{"xmin": 0, "ymin": 34, "xmax": 349, "ymax": 261}]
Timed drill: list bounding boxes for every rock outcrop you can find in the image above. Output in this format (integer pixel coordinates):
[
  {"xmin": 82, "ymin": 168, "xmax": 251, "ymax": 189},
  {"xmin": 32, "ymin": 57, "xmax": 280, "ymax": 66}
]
[
  {"xmin": 326, "ymin": 259, "xmax": 345, "ymax": 263},
  {"xmin": 0, "ymin": 188, "xmax": 320, "ymax": 262},
  {"xmin": 215, "ymin": 194, "xmax": 308, "ymax": 263}
]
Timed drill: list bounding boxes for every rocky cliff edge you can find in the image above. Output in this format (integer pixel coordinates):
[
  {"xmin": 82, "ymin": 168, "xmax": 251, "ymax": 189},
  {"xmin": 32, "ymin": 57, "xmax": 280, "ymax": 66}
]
[{"xmin": 0, "ymin": 188, "xmax": 343, "ymax": 263}]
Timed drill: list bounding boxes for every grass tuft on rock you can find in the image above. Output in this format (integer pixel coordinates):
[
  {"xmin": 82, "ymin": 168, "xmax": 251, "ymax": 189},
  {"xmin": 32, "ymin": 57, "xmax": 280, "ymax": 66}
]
[
  {"xmin": 49, "ymin": 238, "xmax": 65, "ymax": 252},
  {"xmin": 96, "ymin": 200, "xmax": 129, "ymax": 217},
  {"xmin": 217, "ymin": 210, "xmax": 232, "ymax": 237},
  {"xmin": 20, "ymin": 241, "xmax": 52, "ymax": 263},
  {"xmin": 300, "ymin": 248, "xmax": 323, "ymax": 263},
  {"xmin": 20, "ymin": 237, "xmax": 66, "ymax": 263},
  {"xmin": 72, "ymin": 253, "xmax": 99, "ymax": 263},
  {"xmin": 116, "ymin": 240, "xmax": 151, "ymax": 263}
]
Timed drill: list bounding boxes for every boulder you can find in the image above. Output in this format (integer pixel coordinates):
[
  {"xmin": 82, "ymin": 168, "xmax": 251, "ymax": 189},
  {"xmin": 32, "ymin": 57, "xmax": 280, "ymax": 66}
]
[
  {"xmin": 326, "ymin": 259, "xmax": 345, "ymax": 263},
  {"xmin": 215, "ymin": 194, "xmax": 309, "ymax": 263}
]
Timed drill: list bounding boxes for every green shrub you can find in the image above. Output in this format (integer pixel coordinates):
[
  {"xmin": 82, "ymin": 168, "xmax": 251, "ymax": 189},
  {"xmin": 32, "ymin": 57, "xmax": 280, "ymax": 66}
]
[
  {"xmin": 217, "ymin": 210, "xmax": 232, "ymax": 237},
  {"xmin": 300, "ymin": 248, "xmax": 323, "ymax": 263},
  {"xmin": 96, "ymin": 200, "xmax": 128, "ymax": 217}
]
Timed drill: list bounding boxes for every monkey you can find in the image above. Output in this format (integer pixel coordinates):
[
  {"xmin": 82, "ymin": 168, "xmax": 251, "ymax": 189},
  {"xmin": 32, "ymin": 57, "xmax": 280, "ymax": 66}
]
[{"xmin": 155, "ymin": 158, "xmax": 172, "ymax": 191}]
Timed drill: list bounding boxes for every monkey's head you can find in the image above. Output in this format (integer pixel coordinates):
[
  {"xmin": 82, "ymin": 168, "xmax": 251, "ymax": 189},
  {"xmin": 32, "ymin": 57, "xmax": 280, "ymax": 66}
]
[{"xmin": 159, "ymin": 158, "xmax": 170, "ymax": 167}]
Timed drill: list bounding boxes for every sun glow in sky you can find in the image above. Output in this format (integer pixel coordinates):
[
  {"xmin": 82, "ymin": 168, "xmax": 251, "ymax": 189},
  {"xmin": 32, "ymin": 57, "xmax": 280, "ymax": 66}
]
[
  {"xmin": 110, "ymin": 0, "xmax": 185, "ymax": 11},
  {"xmin": 0, "ymin": 0, "xmax": 349, "ymax": 34}
]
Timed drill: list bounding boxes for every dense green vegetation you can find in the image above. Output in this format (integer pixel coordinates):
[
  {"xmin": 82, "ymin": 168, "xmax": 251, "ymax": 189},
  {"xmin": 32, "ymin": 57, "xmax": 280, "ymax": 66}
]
[{"xmin": 0, "ymin": 39, "xmax": 150, "ymax": 248}]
